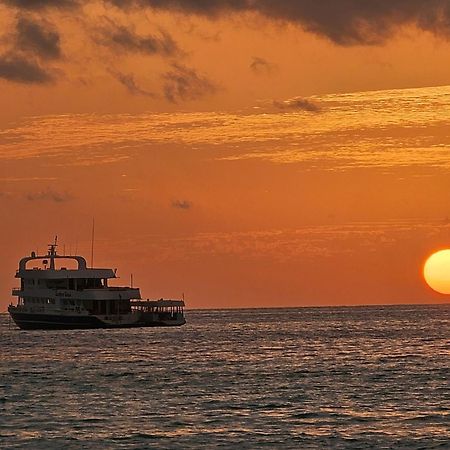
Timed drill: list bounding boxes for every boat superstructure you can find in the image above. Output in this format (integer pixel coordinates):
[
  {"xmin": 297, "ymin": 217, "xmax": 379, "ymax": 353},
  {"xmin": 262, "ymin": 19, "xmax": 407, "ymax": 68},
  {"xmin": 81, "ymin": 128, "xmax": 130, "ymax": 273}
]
[{"xmin": 8, "ymin": 240, "xmax": 185, "ymax": 330}]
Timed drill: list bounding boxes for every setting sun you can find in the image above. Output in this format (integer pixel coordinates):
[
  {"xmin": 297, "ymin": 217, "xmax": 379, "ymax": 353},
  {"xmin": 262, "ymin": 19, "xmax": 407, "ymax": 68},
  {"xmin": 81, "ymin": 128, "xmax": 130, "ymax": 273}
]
[
  {"xmin": 424, "ymin": 250, "xmax": 450, "ymax": 294},
  {"xmin": 1, "ymin": 2, "xmax": 450, "ymax": 449}
]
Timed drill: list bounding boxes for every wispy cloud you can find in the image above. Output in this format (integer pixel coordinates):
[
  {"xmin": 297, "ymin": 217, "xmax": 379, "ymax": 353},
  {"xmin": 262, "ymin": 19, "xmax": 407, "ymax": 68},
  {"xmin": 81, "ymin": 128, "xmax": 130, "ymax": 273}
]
[
  {"xmin": 0, "ymin": 14, "xmax": 60, "ymax": 84},
  {"xmin": 98, "ymin": 21, "xmax": 179, "ymax": 57},
  {"xmin": 0, "ymin": 176, "xmax": 58, "ymax": 182},
  {"xmin": 272, "ymin": 97, "xmax": 321, "ymax": 113},
  {"xmin": 172, "ymin": 199, "xmax": 193, "ymax": 210},
  {"xmin": 103, "ymin": 220, "xmax": 447, "ymax": 263},
  {"xmin": 110, "ymin": 70, "xmax": 155, "ymax": 97},
  {"xmin": 162, "ymin": 63, "xmax": 217, "ymax": 103},
  {"xmin": 0, "ymin": 54, "xmax": 54, "ymax": 84},
  {"xmin": 250, "ymin": 56, "xmax": 276, "ymax": 75},
  {"xmin": 2, "ymin": 85, "xmax": 450, "ymax": 170},
  {"xmin": 26, "ymin": 188, "xmax": 73, "ymax": 202},
  {"xmin": 15, "ymin": 15, "xmax": 61, "ymax": 60}
]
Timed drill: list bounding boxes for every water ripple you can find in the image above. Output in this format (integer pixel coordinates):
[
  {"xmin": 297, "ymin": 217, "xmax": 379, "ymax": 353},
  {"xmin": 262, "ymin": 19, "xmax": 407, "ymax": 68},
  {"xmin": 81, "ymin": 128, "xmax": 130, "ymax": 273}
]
[{"xmin": 0, "ymin": 305, "xmax": 448, "ymax": 449}]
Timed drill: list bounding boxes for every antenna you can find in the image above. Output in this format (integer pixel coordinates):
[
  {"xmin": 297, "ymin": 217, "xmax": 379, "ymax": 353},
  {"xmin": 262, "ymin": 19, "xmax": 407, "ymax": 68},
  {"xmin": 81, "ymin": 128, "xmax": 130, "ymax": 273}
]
[
  {"xmin": 90, "ymin": 218, "xmax": 95, "ymax": 268},
  {"xmin": 47, "ymin": 235, "xmax": 58, "ymax": 269}
]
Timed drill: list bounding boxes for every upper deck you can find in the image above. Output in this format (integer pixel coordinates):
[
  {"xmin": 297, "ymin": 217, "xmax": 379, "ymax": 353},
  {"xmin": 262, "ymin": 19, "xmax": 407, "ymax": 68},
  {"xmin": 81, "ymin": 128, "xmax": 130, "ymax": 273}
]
[
  {"xmin": 13, "ymin": 240, "xmax": 141, "ymax": 300},
  {"xmin": 16, "ymin": 242, "xmax": 116, "ymax": 280}
]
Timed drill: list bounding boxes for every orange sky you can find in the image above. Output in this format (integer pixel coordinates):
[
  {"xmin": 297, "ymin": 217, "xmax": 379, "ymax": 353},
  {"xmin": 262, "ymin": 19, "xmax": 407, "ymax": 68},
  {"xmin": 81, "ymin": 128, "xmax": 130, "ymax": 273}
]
[{"xmin": 1, "ymin": 1, "xmax": 450, "ymax": 309}]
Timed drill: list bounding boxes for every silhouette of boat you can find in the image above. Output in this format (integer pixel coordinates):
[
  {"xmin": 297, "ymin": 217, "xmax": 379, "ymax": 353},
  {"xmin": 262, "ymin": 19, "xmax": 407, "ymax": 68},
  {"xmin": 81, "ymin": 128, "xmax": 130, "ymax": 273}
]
[{"xmin": 8, "ymin": 239, "xmax": 186, "ymax": 330}]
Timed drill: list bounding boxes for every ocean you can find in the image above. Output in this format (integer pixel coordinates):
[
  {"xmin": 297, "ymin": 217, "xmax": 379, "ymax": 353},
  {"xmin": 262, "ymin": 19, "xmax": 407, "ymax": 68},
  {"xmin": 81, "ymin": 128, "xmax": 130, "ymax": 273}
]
[{"xmin": 0, "ymin": 305, "xmax": 449, "ymax": 449}]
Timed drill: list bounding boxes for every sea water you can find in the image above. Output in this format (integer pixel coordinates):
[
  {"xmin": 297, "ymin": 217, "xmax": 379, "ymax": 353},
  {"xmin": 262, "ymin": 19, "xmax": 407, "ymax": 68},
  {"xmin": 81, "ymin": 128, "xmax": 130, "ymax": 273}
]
[{"xmin": 0, "ymin": 305, "xmax": 449, "ymax": 449}]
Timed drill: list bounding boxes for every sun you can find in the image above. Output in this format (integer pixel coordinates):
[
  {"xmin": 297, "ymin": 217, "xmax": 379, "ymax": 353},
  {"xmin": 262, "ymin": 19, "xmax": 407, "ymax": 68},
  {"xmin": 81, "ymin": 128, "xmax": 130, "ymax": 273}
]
[{"xmin": 423, "ymin": 249, "xmax": 450, "ymax": 294}]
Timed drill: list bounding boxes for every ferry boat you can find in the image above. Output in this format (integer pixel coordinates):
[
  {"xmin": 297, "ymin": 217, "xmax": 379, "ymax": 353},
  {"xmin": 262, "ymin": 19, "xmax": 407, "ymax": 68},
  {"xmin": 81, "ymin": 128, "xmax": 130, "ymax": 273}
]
[{"xmin": 8, "ymin": 240, "xmax": 186, "ymax": 330}]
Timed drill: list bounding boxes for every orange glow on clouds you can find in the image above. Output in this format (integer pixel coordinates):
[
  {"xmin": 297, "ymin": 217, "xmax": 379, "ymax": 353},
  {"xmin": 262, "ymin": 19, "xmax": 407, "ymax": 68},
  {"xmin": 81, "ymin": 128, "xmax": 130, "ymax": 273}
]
[{"xmin": 1, "ymin": 2, "xmax": 450, "ymax": 308}]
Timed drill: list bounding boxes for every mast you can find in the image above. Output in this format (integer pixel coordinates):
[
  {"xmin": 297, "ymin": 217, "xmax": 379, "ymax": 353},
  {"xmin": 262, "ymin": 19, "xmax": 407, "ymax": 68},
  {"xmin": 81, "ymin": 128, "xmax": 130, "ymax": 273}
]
[
  {"xmin": 91, "ymin": 218, "xmax": 95, "ymax": 268},
  {"xmin": 49, "ymin": 235, "xmax": 57, "ymax": 270}
]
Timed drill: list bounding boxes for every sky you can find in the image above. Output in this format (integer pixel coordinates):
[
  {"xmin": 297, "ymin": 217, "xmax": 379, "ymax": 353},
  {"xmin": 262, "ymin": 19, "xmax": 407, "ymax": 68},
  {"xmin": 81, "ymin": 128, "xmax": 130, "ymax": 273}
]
[{"xmin": 1, "ymin": 0, "xmax": 450, "ymax": 309}]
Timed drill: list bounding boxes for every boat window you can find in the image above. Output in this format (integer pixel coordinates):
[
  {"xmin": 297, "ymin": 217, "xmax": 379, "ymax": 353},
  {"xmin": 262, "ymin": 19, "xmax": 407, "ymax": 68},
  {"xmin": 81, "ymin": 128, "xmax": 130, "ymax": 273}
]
[
  {"xmin": 46, "ymin": 279, "xmax": 69, "ymax": 289},
  {"xmin": 86, "ymin": 278, "xmax": 103, "ymax": 289}
]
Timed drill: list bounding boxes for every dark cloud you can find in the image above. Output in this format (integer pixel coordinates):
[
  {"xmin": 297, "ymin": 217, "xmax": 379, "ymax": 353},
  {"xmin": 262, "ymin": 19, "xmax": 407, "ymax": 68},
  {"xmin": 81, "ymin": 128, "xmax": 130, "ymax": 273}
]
[
  {"xmin": 106, "ymin": 0, "xmax": 450, "ymax": 46},
  {"xmin": 3, "ymin": 0, "xmax": 79, "ymax": 10},
  {"xmin": 16, "ymin": 16, "xmax": 61, "ymax": 60},
  {"xmin": 26, "ymin": 188, "xmax": 72, "ymax": 202},
  {"xmin": 111, "ymin": 70, "xmax": 155, "ymax": 97},
  {"xmin": 250, "ymin": 56, "xmax": 275, "ymax": 75},
  {"xmin": 0, "ymin": 15, "xmax": 61, "ymax": 84},
  {"xmin": 162, "ymin": 63, "xmax": 217, "ymax": 103},
  {"xmin": 0, "ymin": 54, "xmax": 53, "ymax": 83},
  {"xmin": 273, "ymin": 97, "xmax": 321, "ymax": 113},
  {"xmin": 5, "ymin": 1, "xmax": 450, "ymax": 47},
  {"xmin": 108, "ymin": 0, "xmax": 247, "ymax": 16},
  {"xmin": 172, "ymin": 199, "xmax": 193, "ymax": 210},
  {"xmin": 99, "ymin": 22, "xmax": 179, "ymax": 56}
]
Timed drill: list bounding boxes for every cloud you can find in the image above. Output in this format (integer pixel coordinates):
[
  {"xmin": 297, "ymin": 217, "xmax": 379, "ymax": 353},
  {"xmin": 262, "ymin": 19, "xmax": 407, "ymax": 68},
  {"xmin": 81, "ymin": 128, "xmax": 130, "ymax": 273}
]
[
  {"xmin": 0, "ymin": 176, "xmax": 58, "ymax": 181},
  {"xmin": 108, "ymin": 0, "xmax": 244, "ymax": 16},
  {"xmin": 15, "ymin": 15, "xmax": 61, "ymax": 60},
  {"xmin": 99, "ymin": 22, "xmax": 179, "ymax": 56},
  {"xmin": 172, "ymin": 199, "xmax": 193, "ymax": 210},
  {"xmin": 250, "ymin": 56, "xmax": 275, "ymax": 75},
  {"xmin": 26, "ymin": 188, "xmax": 73, "ymax": 202},
  {"xmin": 0, "ymin": 54, "xmax": 53, "ymax": 83},
  {"xmin": 273, "ymin": 97, "xmax": 321, "ymax": 113},
  {"xmin": 111, "ymin": 70, "xmax": 155, "ymax": 97},
  {"xmin": 118, "ymin": 220, "xmax": 440, "ymax": 264},
  {"xmin": 5, "ymin": 1, "xmax": 450, "ymax": 47},
  {"xmin": 0, "ymin": 15, "xmax": 60, "ymax": 84},
  {"xmin": 3, "ymin": 0, "xmax": 79, "ymax": 10},
  {"xmin": 3, "ymin": 84, "xmax": 450, "ymax": 170},
  {"xmin": 107, "ymin": 0, "xmax": 450, "ymax": 46},
  {"xmin": 162, "ymin": 63, "xmax": 217, "ymax": 103}
]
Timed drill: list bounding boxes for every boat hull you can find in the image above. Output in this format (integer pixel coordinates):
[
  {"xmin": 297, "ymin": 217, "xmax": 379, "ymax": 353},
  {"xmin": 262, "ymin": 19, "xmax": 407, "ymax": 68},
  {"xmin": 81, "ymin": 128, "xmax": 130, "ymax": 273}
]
[{"xmin": 8, "ymin": 310, "xmax": 186, "ymax": 330}]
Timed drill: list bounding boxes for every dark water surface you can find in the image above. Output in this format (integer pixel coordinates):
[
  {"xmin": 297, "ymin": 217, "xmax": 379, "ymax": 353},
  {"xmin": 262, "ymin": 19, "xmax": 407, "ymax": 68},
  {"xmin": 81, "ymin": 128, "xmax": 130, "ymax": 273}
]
[{"xmin": 0, "ymin": 305, "xmax": 449, "ymax": 449}]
